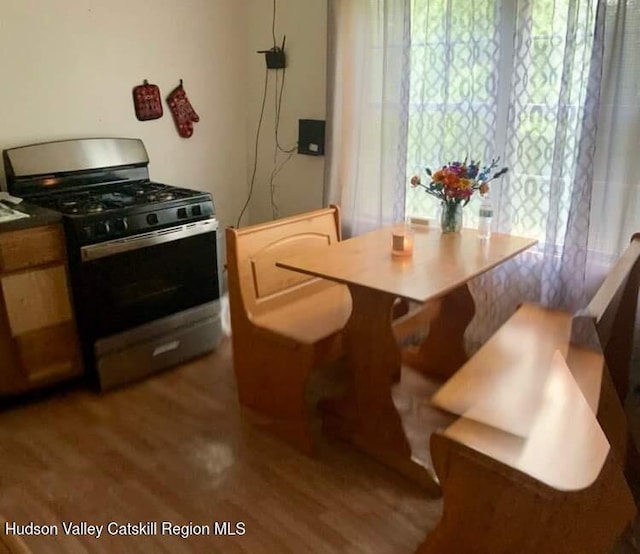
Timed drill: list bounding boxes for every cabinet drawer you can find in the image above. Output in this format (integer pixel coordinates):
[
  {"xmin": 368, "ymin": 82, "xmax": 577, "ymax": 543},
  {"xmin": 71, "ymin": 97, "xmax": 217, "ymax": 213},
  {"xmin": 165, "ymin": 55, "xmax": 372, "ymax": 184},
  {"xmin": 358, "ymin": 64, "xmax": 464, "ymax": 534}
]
[{"xmin": 0, "ymin": 224, "xmax": 66, "ymax": 273}]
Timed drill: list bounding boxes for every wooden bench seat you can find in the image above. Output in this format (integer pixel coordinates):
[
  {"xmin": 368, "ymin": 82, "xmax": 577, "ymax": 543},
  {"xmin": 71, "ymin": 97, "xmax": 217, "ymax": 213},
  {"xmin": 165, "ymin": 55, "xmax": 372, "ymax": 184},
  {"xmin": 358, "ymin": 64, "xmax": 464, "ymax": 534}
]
[
  {"xmin": 251, "ymin": 281, "xmax": 351, "ymax": 344},
  {"xmin": 421, "ymin": 352, "xmax": 635, "ymax": 554},
  {"xmin": 423, "ymin": 336, "xmax": 633, "ymax": 554},
  {"xmin": 226, "ymin": 206, "xmax": 351, "ymax": 453},
  {"xmin": 431, "ymin": 303, "xmax": 574, "ymax": 437},
  {"xmin": 419, "ymin": 233, "xmax": 640, "ymax": 553},
  {"xmin": 430, "ymin": 301, "xmax": 621, "ymax": 446},
  {"xmin": 423, "ymin": 407, "xmax": 634, "ymax": 554}
]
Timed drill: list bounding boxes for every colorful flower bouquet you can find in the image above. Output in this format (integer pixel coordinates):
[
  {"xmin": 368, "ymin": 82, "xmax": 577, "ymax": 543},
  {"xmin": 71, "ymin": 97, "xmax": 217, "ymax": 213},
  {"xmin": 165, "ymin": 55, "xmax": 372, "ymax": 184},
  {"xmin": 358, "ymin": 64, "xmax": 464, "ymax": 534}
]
[{"xmin": 410, "ymin": 158, "xmax": 508, "ymax": 233}]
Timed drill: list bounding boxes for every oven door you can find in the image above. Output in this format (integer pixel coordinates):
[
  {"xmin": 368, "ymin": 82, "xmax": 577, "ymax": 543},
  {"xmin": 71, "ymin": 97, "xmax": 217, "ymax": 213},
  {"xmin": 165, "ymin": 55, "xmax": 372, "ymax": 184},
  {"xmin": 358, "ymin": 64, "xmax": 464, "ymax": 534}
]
[{"xmin": 77, "ymin": 219, "xmax": 220, "ymax": 341}]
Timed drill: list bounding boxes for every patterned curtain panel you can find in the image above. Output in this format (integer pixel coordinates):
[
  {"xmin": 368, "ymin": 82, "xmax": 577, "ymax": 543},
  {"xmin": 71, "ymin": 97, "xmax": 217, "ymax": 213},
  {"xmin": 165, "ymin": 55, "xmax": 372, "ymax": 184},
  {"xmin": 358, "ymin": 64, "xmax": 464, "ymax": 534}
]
[
  {"xmin": 406, "ymin": 0, "xmax": 604, "ymax": 349},
  {"xmin": 503, "ymin": 0, "xmax": 602, "ymax": 311},
  {"xmin": 406, "ymin": 0, "xmax": 502, "ymax": 227}
]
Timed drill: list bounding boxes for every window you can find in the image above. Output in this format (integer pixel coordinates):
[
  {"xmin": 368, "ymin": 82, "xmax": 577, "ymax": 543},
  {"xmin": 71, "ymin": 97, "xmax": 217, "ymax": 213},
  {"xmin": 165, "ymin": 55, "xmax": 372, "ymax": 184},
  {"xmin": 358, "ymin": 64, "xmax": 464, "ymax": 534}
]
[{"xmin": 406, "ymin": 0, "xmax": 598, "ymax": 243}]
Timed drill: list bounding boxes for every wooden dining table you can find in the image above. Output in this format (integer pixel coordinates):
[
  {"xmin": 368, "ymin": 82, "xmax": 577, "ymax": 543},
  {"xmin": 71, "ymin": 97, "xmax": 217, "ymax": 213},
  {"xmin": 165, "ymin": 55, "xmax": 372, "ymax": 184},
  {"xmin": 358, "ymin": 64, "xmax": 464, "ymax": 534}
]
[{"xmin": 277, "ymin": 224, "xmax": 537, "ymax": 491}]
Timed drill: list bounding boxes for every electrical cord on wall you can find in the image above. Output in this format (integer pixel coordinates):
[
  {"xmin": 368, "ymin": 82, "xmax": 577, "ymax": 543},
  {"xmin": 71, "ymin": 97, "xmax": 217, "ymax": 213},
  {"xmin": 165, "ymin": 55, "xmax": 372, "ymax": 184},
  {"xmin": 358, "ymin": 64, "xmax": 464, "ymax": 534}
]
[
  {"xmin": 237, "ymin": 0, "xmax": 298, "ymax": 225},
  {"xmin": 269, "ymin": 0, "xmax": 296, "ymax": 218},
  {"xmin": 273, "ymin": 67, "xmax": 280, "ymax": 163},
  {"xmin": 270, "ymin": 66, "xmax": 297, "ymax": 218},
  {"xmin": 235, "ymin": 67, "xmax": 269, "ymax": 228},
  {"xmin": 275, "ymin": 67, "xmax": 297, "ymax": 154},
  {"xmin": 271, "ymin": 0, "xmax": 277, "ymax": 49},
  {"xmin": 269, "ymin": 148, "xmax": 295, "ymax": 219}
]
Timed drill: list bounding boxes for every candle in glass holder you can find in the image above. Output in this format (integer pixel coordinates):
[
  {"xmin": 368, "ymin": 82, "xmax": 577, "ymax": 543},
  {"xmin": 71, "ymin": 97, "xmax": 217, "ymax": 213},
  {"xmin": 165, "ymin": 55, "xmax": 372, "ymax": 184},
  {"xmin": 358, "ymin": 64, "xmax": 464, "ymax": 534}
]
[{"xmin": 391, "ymin": 228, "xmax": 414, "ymax": 257}]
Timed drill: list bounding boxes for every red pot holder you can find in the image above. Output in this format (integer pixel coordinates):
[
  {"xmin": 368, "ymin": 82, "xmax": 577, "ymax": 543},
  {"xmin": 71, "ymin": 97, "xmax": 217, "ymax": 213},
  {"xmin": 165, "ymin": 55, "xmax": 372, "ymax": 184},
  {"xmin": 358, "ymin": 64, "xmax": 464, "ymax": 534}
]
[{"xmin": 132, "ymin": 80, "xmax": 163, "ymax": 121}]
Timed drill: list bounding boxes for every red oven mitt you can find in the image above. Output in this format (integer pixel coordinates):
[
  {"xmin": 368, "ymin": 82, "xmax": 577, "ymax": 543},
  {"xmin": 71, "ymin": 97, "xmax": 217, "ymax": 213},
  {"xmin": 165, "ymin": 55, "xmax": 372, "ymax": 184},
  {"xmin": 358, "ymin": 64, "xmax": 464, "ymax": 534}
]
[{"xmin": 166, "ymin": 80, "xmax": 199, "ymax": 138}]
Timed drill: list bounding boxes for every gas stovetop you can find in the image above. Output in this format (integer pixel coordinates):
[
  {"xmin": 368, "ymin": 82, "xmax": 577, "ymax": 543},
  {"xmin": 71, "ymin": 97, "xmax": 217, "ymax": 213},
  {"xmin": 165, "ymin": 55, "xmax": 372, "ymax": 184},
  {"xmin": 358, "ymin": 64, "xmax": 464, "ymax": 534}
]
[
  {"xmin": 27, "ymin": 180, "xmax": 215, "ymax": 245},
  {"xmin": 35, "ymin": 181, "xmax": 206, "ymax": 216},
  {"xmin": 3, "ymin": 138, "xmax": 217, "ymax": 246}
]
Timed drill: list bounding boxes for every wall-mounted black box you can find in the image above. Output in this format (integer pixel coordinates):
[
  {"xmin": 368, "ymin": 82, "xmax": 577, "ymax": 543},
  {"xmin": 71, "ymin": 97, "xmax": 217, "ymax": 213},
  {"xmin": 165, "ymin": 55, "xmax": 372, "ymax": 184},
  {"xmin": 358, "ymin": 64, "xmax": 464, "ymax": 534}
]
[
  {"xmin": 265, "ymin": 49, "xmax": 286, "ymax": 69},
  {"xmin": 257, "ymin": 47, "xmax": 286, "ymax": 69},
  {"xmin": 298, "ymin": 119, "xmax": 325, "ymax": 156}
]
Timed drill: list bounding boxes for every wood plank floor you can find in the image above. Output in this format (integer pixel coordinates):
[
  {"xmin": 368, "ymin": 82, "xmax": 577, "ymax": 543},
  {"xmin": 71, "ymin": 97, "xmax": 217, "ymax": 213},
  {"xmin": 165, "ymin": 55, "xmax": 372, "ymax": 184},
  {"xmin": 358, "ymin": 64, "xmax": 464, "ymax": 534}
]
[
  {"xmin": 0, "ymin": 340, "xmax": 443, "ymax": 554},
  {"xmin": 0, "ymin": 339, "xmax": 637, "ymax": 553}
]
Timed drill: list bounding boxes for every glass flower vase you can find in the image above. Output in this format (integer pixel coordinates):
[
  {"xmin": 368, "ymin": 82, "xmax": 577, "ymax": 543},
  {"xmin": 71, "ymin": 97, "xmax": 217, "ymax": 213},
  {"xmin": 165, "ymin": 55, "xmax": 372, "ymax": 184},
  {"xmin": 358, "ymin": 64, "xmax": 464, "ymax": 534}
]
[{"xmin": 440, "ymin": 202, "xmax": 463, "ymax": 233}]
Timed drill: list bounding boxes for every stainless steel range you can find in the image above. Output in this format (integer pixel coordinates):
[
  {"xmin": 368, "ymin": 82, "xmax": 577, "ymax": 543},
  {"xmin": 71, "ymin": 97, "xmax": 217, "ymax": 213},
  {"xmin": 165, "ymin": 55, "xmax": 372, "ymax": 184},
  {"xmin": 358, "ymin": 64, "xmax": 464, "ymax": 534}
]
[{"xmin": 3, "ymin": 138, "xmax": 223, "ymax": 390}]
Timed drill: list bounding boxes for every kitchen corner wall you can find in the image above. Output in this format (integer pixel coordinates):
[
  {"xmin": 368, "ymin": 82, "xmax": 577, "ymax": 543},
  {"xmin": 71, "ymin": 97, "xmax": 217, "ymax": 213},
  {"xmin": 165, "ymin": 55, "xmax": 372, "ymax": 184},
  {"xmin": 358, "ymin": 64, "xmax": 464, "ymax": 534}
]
[
  {"xmin": 0, "ymin": 0, "xmax": 328, "ymax": 228},
  {"xmin": 244, "ymin": 0, "xmax": 328, "ymax": 225},
  {"xmin": 0, "ymin": 0, "xmax": 249, "ymax": 230}
]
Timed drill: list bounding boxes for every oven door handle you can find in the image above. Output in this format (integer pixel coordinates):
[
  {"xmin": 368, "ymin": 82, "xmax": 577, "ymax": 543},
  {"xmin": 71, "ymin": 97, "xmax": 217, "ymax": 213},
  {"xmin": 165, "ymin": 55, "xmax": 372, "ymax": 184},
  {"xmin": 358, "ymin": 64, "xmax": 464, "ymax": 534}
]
[{"xmin": 81, "ymin": 219, "xmax": 218, "ymax": 262}]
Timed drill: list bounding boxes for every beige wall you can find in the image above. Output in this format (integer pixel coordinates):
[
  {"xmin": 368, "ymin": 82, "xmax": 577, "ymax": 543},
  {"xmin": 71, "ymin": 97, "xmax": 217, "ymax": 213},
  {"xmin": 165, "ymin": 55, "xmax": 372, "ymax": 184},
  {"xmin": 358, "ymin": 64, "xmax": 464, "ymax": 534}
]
[
  {"xmin": 0, "ymin": 0, "xmax": 328, "ymax": 228},
  {"xmin": 244, "ymin": 0, "xmax": 327, "ymax": 225},
  {"xmin": 0, "ymin": 0, "xmax": 249, "ymax": 230}
]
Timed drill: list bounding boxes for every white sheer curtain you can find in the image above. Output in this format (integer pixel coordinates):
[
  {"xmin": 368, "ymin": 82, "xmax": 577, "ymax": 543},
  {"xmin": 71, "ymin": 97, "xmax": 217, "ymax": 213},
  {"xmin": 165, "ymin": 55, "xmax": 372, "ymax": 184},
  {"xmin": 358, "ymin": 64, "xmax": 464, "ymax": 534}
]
[
  {"xmin": 326, "ymin": 0, "xmax": 639, "ymax": 357},
  {"xmin": 590, "ymin": 0, "xmax": 640, "ymax": 258},
  {"xmin": 325, "ymin": 0, "xmax": 411, "ymax": 236},
  {"xmin": 588, "ymin": 0, "xmax": 640, "ymax": 380}
]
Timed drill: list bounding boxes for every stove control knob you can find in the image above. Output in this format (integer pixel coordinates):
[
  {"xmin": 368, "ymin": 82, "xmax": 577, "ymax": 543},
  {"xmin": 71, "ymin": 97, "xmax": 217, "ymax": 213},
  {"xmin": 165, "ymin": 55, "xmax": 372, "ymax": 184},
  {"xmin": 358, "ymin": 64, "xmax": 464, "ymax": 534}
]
[
  {"xmin": 191, "ymin": 205, "xmax": 202, "ymax": 217},
  {"xmin": 95, "ymin": 221, "xmax": 111, "ymax": 235},
  {"xmin": 147, "ymin": 213, "xmax": 159, "ymax": 225},
  {"xmin": 113, "ymin": 218, "xmax": 128, "ymax": 232},
  {"xmin": 177, "ymin": 208, "xmax": 187, "ymax": 219}
]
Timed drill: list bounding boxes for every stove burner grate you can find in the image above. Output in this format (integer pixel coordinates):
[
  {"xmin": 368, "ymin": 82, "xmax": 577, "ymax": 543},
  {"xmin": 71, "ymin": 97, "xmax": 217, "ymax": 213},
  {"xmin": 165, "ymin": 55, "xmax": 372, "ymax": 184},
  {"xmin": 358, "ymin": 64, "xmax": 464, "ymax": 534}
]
[
  {"xmin": 36, "ymin": 181, "xmax": 204, "ymax": 216},
  {"xmin": 125, "ymin": 183, "xmax": 181, "ymax": 204},
  {"xmin": 86, "ymin": 203, "xmax": 105, "ymax": 214},
  {"xmin": 60, "ymin": 200, "xmax": 81, "ymax": 214}
]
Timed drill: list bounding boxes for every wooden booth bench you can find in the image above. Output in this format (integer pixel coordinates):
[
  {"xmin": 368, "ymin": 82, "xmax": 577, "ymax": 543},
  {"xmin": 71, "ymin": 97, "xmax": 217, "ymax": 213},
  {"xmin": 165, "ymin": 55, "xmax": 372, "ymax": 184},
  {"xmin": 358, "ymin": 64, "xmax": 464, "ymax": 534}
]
[
  {"xmin": 420, "ymin": 234, "xmax": 640, "ymax": 554},
  {"xmin": 226, "ymin": 206, "xmax": 352, "ymax": 453},
  {"xmin": 226, "ymin": 207, "xmax": 441, "ymax": 453}
]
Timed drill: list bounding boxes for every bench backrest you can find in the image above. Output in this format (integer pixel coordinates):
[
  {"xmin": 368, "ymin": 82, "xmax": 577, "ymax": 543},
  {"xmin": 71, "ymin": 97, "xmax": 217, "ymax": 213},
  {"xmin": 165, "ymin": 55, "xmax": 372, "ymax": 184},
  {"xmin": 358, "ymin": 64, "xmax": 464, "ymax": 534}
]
[
  {"xmin": 226, "ymin": 206, "xmax": 341, "ymax": 322},
  {"xmin": 577, "ymin": 233, "xmax": 640, "ymax": 400}
]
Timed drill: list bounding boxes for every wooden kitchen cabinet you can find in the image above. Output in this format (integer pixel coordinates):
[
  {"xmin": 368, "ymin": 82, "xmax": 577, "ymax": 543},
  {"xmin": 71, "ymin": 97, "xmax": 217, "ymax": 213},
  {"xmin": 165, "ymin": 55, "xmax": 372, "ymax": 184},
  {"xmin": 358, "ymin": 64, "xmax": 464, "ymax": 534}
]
[{"xmin": 0, "ymin": 223, "xmax": 83, "ymax": 395}]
